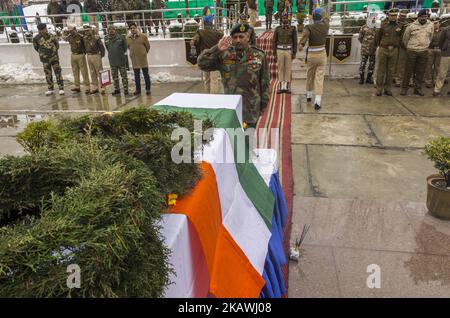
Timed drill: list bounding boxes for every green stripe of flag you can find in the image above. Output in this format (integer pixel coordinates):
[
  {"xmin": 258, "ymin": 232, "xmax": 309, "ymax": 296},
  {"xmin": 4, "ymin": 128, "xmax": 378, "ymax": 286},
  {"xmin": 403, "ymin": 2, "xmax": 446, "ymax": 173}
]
[{"xmin": 154, "ymin": 105, "xmax": 274, "ymax": 229}]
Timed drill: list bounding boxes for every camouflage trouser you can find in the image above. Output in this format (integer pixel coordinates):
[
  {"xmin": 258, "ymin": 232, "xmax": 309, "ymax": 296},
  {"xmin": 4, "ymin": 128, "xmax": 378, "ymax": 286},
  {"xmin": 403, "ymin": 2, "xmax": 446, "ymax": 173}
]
[
  {"xmin": 111, "ymin": 65, "xmax": 128, "ymax": 91},
  {"xmin": 359, "ymin": 53, "xmax": 376, "ymax": 74},
  {"xmin": 43, "ymin": 59, "xmax": 64, "ymax": 90}
]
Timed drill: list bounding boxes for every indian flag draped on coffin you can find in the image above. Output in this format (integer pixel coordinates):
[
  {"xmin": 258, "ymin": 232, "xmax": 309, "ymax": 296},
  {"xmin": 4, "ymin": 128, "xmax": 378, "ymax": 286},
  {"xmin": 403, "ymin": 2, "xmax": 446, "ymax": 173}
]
[{"xmin": 154, "ymin": 93, "xmax": 275, "ymax": 297}]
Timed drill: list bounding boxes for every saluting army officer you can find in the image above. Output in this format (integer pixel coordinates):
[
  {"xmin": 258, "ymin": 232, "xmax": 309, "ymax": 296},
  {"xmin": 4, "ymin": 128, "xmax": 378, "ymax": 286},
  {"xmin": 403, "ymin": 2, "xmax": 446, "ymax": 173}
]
[
  {"xmin": 63, "ymin": 25, "xmax": 90, "ymax": 94},
  {"xmin": 197, "ymin": 23, "xmax": 270, "ymax": 128},
  {"xmin": 273, "ymin": 12, "xmax": 297, "ymax": 93}
]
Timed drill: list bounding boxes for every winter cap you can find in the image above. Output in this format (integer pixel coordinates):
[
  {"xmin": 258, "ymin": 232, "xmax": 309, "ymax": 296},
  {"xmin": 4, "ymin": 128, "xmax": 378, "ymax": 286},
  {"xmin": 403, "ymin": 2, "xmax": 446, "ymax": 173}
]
[{"xmin": 417, "ymin": 9, "xmax": 429, "ymax": 17}]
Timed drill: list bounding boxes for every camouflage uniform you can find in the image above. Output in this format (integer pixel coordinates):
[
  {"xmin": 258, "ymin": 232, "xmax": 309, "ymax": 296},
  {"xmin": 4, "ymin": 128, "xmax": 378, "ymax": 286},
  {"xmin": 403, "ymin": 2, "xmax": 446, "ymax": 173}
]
[
  {"xmin": 105, "ymin": 33, "xmax": 129, "ymax": 92},
  {"xmin": 296, "ymin": 0, "xmax": 306, "ymax": 33},
  {"xmin": 111, "ymin": 0, "xmax": 128, "ymax": 21},
  {"xmin": 264, "ymin": 0, "xmax": 274, "ymax": 30},
  {"xmin": 197, "ymin": 43, "xmax": 270, "ymax": 125},
  {"xmin": 358, "ymin": 24, "xmax": 376, "ymax": 83},
  {"xmin": 33, "ymin": 33, "xmax": 64, "ymax": 90},
  {"xmin": 374, "ymin": 11, "xmax": 403, "ymax": 94}
]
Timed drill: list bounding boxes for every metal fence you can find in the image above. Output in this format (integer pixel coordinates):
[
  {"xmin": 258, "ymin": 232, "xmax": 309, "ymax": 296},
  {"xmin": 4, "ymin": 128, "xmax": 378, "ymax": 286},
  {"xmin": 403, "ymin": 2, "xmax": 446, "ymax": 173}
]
[{"xmin": 0, "ymin": 6, "xmax": 244, "ymax": 43}]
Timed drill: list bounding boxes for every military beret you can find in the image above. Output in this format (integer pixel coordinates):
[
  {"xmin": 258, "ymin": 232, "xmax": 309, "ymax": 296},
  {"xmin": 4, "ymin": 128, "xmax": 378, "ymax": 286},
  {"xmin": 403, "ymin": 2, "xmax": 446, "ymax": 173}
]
[
  {"xmin": 418, "ymin": 9, "xmax": 428, "ymax": 17},
  {"xmin": 37, "ymin": 23, "xmax": 47, "ymax": 31},
  {"xmin": 230, "ymin": 23, "xmax": 250, "ymax": 35}
]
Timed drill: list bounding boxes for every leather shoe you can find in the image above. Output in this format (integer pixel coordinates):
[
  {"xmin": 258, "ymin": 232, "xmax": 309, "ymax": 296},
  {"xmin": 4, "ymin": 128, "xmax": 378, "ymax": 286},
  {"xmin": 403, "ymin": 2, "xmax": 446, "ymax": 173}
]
[{"xmin": 414, "ymin": 89, "xmax": 424, "ymax": 96}]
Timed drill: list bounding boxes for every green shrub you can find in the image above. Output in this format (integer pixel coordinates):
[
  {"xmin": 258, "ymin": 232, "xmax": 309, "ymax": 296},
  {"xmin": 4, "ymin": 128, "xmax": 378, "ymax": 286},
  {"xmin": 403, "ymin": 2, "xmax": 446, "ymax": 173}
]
[
  {"xmin": 424, "ymin": 136, "xmax": 450, "ymax": 188},
  {"xmin": 0, "ymin": 141, "xmax": 171, "ymax": 297},
  {"xmin": 0, "ymin": 107, "xmax": 214, "ymax": 297}
]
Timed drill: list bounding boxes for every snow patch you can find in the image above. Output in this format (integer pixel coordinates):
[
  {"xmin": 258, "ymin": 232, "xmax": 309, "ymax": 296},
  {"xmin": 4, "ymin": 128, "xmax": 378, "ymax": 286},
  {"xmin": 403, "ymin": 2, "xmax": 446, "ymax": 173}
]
[{"xmin": 0, "ymin": 63, "xmax": 43, "ymax": 83}]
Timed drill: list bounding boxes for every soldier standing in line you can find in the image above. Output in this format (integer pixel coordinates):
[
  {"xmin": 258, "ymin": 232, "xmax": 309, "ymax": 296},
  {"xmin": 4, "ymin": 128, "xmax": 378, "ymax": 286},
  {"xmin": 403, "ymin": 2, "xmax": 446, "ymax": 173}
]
[
  {"xmin": 98, "ymin": 0, "xmax": 112, "ymax": 31},
  {"xmin": 33, "ymin": 23, "xmax": 65, "ymax": 96},
  {"xmin": 47, "ymin": 0, "xmax": 63, "ymax": 29},
  {"xmin": 374, "ymin": 8, "xmax": 403, "ymax": 96},
  {"xmin": 63, "ymin": 25, "xmax": 91, "ymax": 94},
  {"xmin": 264, "ymin": 0, "xmax": 274, "ymax": 30},
  {"xmin": 358, "ymin": 13, "xmax": 376, "ymax": 85},
  {"xmin": 105, "ymin": 25, "xmax": 129, "ymax": 95},
  {"xmin": 425, "ymin": 17, "xmax": 442, "ymax": 88},
  {"xmin": 298, "ymin": 8, "xmax": 329, "ymax": 110},
  {"xmin": 190, "ymin": 15, "xmax": 224, "ymax": 94},
  {"xmin": 277, "ymin": 0, "xmax": 292, "ymax": 25},
  {"xmin": 273, "ymin": 12, "xmax": 297, "ymax": 93},
  {"xmin": 239, "ymin": 13, "xmax": 256, "ymax": 46},
  {"xmin": 85, "ymin": 0, "xmax": 99, "ymax": 26},
  {"xmin": 393, "ymin": 9, "xmax": 409, "ymax": 87},
  {"xmin": 401, "ymin": 9, "xmax": 434, "ymax": 96},
  {"xmin": 151, "ymin": 0, "xmax": 166, "ymax": 36},
  {"xmin": 296, "ymin": 0, "xmax": 306, "ymax": 33},
  {"xmin": 433, "ymin": 24, "xmax": 450, "ymax": 97},
  {"xmin": 83, "ymin": 25, "xmax": 106, "ymax": 94},
  {"xmin": 111, "ymin": 0, "xmax": 128, "ymax": 22},
  {"xmin": 197, "ymin": 23, "xmax": 270, "ymax": 128},
  {"xmin": 247, "ymin": 0, "xmax": 258, "ymax": 27}
]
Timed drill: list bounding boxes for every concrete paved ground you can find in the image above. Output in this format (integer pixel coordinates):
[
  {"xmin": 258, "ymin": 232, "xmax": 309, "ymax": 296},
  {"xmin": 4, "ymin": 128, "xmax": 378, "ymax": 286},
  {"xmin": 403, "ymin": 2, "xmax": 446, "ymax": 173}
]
[
  {"xmin": 1, "ymin": 78, "xmax": 450, "ymax": 298},
  {"xmin": 0, "ymin": 81, "xmax": 204, "ymax": 156},
  {"xmin": 289, "ymin": 79, "xmax": 450, "ymax": 297}
]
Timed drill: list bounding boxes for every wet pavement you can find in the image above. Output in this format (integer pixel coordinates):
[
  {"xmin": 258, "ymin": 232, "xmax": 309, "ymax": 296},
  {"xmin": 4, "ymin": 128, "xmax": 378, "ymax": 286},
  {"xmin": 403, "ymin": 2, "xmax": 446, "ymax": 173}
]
[
  {"xmin": 289, "ymin": 79, "xmax": 450, "ymax": 297},
  {"xmin": 0, "ymin": 81, "xmax": 204, "ymax": 156},
  {"xmin": 1, "ymin": 78, "xmax": 450, "ymax": 298}
]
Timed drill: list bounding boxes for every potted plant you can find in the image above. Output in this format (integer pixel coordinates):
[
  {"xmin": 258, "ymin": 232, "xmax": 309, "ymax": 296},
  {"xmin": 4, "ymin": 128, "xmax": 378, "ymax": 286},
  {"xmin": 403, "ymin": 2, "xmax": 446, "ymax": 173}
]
[{"xmin": 424, "ymin": 137, "xmax": 450, "ymax": 219}]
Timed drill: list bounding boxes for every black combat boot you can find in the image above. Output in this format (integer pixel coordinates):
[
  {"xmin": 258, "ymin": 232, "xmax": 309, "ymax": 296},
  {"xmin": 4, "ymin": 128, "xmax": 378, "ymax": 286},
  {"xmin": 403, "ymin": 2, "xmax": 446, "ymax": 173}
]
[
  {"xmin": 366, "ymin": 73, "xmax": 374, "ymax": 84},
  {"xmin": 414, "ymin": 88, "xmax": 424, "ymax": 96},
  {"xmin": 359, "ymin": 73, "xmax": 365, "ymax": 85}
]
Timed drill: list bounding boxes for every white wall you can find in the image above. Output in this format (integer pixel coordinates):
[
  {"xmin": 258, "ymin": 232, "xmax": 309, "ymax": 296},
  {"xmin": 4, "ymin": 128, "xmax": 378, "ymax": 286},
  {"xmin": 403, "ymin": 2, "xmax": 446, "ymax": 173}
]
[{"xmin": 0, "ymin": 37, "xmax": 202, "ymax": 78}]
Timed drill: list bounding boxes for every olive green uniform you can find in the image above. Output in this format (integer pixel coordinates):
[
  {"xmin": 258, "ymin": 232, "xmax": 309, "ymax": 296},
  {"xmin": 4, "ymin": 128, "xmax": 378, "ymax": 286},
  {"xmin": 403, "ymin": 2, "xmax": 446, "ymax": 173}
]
[
  {"xmin": 105, "ymin": 33, "xmax": 129, "ymax": 92},
  {"xmin": 198, "ymin": 45, "xmax": 270, "ymax": 125},
  {"xmin": 273, "ymin": 24, "xmax": 297, "ymax": 84},
  {"xmin": 264, "ymin": 0, "xmax": 274, "ymax": 30},
  {"xmin": 425, "ymin": 29, "xmax": 442, "ymax": 87},
  {"xmin": 33, "ymin": 33, "xmax": 64, "ymax": 91},
  {"xmin": 375, "ymin": 19, "xmax": 404, "ymax": 93}
]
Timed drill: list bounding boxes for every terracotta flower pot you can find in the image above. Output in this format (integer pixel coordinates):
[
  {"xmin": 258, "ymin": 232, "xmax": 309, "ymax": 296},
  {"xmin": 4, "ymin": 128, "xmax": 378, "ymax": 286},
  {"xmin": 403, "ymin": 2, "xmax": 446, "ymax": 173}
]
[{"xmin": 426, "ymin": 174, "xmax": 450, "ymax": 220}]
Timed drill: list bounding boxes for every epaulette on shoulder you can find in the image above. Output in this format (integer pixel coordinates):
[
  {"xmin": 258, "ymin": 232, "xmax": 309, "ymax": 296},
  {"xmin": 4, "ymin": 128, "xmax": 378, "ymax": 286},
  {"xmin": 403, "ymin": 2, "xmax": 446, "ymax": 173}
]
[{"xmin": 251, "ymin": 46, "xmax": 265, "ymax": 55}]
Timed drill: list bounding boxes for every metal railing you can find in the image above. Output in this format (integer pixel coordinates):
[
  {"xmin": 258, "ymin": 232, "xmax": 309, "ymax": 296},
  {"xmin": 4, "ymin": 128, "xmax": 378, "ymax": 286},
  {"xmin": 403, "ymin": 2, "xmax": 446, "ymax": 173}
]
[{"xmin": 0, "ymin": 6, "xmax": 243, "ymax": 43}]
